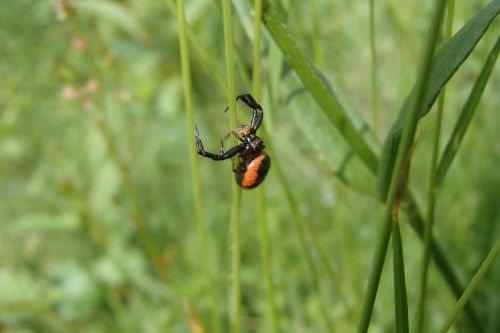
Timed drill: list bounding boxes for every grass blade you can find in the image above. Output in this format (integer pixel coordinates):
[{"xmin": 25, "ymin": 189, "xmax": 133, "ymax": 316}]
[
  {"xmin": 378, "ymin": 0, "xmax": 500, "ymax": 199},
  {"xmin": 392, "ymin": 220, "xmax": 408, "ymax": 333},
  {"xmin": 164, "ymin": 0, "xmax": 228, "ymax": 96},
  {"xmin": 177, "ymin": 0, "xmax": 220, "ymax": 331},
  {"xmin": 369, "ymin": 0, "xmax": 380, "ymax": 134},
  {"xmin": 416, "ymin": 2, "xmax": 455, "ymax": 331},
  {"xmin": 357, "ymin": 0, "xmax": 448, "ymax": 331},
  {"xmin": 311, "ymin": 0, "xmax": 324, "ymax": 70},
  {"xmin": 222, "ymin": 1, "xmax": 241, "ymax": 332},
  {"xmin": 436, "ymin": 36, "xmax": 500, "ymax": 186},
  {"xmin": 440, "ymin": 239, "xmax": 500, "ymax": 333},
  {"xmin": 251, "ymin": 1, "xmax": 281, "ymax": 331},
  {"xmin": 257, "ymin": 0, "xmax": 379, "ymax": 173}
]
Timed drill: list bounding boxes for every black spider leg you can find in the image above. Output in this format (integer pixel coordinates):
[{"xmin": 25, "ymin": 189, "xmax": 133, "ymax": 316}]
[
  {"xmin": 236, "ymin": 94, "xmax": 263, "ymax": 131},
  {"xmin": 195, "ymin": 126, "xmax": 245, "ymax": 161}
]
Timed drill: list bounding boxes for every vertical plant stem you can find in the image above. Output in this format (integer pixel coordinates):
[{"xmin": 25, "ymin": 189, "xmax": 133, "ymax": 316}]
[
  {"xmin": 357, "ymin": 1, "xmax": 448, "ymax": 332},
  {"xmin": 440, "ymin": 239, "xmax": 500, "ymax": 333},
  {"xmin": 369, "ymin": 0, "xmax": 380, "ymax": 134},
  {"xmin": 416, "ymin": 2, "xmax": 455, "ymax": 332},
  {"xmin": 311, "ymin": 0, "xmax": 324, "ymax": 70},
  {"xmin": 177, "ymin": 1, "xmax": 220, "ymax": 332},
  {"xmin": 222, "ymin": 1, "xmax": 241, "ymax": 332},
  {"xmin": 251, "ymin": 1, "xmax": 280, "ymax": 332},
  {"xmin": 164, "ymin": 0, "xmax": 228, "ymax": 97}
]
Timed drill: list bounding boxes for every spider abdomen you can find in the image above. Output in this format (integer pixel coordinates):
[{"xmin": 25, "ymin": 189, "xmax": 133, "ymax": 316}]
[{"xmin": 235, "ymin": 151, "xmax": 271, "ymax": 189}]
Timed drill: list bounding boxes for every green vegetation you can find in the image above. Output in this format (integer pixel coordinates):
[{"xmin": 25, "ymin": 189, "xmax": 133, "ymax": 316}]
[{"xmin": 1, "ymin": 0, "xmax": 498, "ymax": 332}]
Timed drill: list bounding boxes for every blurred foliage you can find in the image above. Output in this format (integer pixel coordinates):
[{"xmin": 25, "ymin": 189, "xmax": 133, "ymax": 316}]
[{"xmin": 0, "ymin": 0, "xmax": 498, "ymax": 332}]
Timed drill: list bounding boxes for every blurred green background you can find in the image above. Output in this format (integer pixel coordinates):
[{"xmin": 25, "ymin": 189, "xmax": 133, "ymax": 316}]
[{"xmin": 0, "ymin": 0, "xmax": 498, "ymax": 332}]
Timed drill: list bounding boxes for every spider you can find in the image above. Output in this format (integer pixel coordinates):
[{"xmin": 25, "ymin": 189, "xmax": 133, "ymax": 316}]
[{"xmin": 194, "ymin": 94, "xmax": 270, "ymax": 189}]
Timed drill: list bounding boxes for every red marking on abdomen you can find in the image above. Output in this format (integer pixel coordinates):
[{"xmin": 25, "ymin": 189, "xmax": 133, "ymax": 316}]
[{"xmin": 241, "ymin": 154, "xmax": 266, "ymax": 188}]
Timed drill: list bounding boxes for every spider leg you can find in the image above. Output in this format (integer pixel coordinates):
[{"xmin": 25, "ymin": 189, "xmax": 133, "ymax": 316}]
[
  {"xmin": 236, "ymin": 94, "xmax": 263, "ymax": 131},
  {"xmin": 223, "ymin": 94, "xmax": 264, "ymax": 132},
  {"xmin": 195, "ymin": 126, "xmax": 245, "ymax": 161}
]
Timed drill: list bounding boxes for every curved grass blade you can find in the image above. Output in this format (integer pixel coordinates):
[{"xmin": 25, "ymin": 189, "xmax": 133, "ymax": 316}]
[
  {"xmin": 377, "ymin": 0, "xmax": 500, "ymax": 199},
  {"xmin": 440, "ymin": 239, "xmax": 500, "ymax": 333},
  {"xmin": 436, "ymin": 36, "xmax": 500, "ymax": 187},
  {"xmin": 257, "ymin": 0, "xmax": 379, "ymax": 173}
]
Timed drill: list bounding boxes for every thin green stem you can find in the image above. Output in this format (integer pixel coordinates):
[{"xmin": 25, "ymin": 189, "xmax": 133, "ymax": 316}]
[
  {"xmin": 222, "ymin": 1, "xmax": 241, "ymax": 332},
  {"xmin": 258, "ymin": 0, "xmax": 379, "ymax": 173},
  {"xmin": 164, "ymin": 0, "xmax": 227, "ymax": 97},
  {"xmin": 311, "ymin": 0, "xmax": 324, "ymax": 70},
  {"xmin": 440, "ymin": 239, "xmax": 500, "ymax": 333},
  {"xmin": 369, "ymin": 0, "xmax": 380, "ymax": 135},
  {"xmin": 416, "ymin": 2, "xmax": 454, "ymax": 332},
  {"xmin": 436, "ymin": 35, "xmax": 500, "ymax": 187},
  {"xmin": 251, "ymin": 0, "xmax": 262, "ymax": 98},
  {"xmin": 357, "ymin": 1, "xmax": 448, "ymax": 332},
  {"xmin": 252, "ymin": 0, "xmax": 280, "ymax": 332},
  {"xmin": 392, "ymin": 219, "xmax": 409, "ymax": 333},
  {"xmin": 177, "ymin": 1, "xmax": 220, "ymax": 331}
]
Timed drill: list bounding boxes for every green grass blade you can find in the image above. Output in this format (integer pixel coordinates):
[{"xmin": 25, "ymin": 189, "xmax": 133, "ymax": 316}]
[
  {"xmin": 436, "ymin": 36, "xmax": 500, "ymax": 187},
  {"xmin": 357, "ymin": 0, "xmax": 448, "ymax": 331},
  {"xmin": 416, "ymin": 2, "xmax": 455, "ymax": 331},
  {"xmin": 440, "ymin": 239, "xmax": 500, "ymax": 333},
  {"xmin": 257, "ymin": 0, "xmax": 379, "ymax": 173},
  {"xmin": 222, "ymin": 1, "xmax": 241, "ymax": 332},
  {"xmin": 311, "ymin": 0, "xmax": 324, "ymax": 71},
  {"xmin": 392, "ymin": 220, "xmax": 409, "ymax": 333},
  {"xmin": 402, "ymin": 193, "xmax": 486, "ymax": 332},
  {"xmin": 251, "ymin": 1, "xmax": 281, "ymax": 332},
  {"xmin": 177, "ymin": 0, "xmax": 220, "ymax": 331},
  {"xmin": 164, "ymin": 0, "xmax": 228, "ymax": 97},
  {"xmin": 377, "ymin": 0, "xmax": 500, "ymax": 199}
]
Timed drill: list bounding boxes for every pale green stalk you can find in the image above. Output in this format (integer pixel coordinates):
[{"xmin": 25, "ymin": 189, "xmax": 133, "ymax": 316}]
[
  {"xmin": 177, "ymin": 0, "xmax": 220, "ymax": 331},
  {"xmin": 222, "ymin": 1, "xmax": 241, "ymax": 332},
  {"xmin": 311, "ymin": 0, "xmax": 324, "ymax": 70},
  {"xmin": 369, "ymin": 0, "xmax": 380, "ymax": 134},
  {"xmin": 252, "ymin": 0, "xmax": 280, "ymax": 332},
  {"xmin": 164, "ymin": 0, "xmax": 227, "ymax": 96}
]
